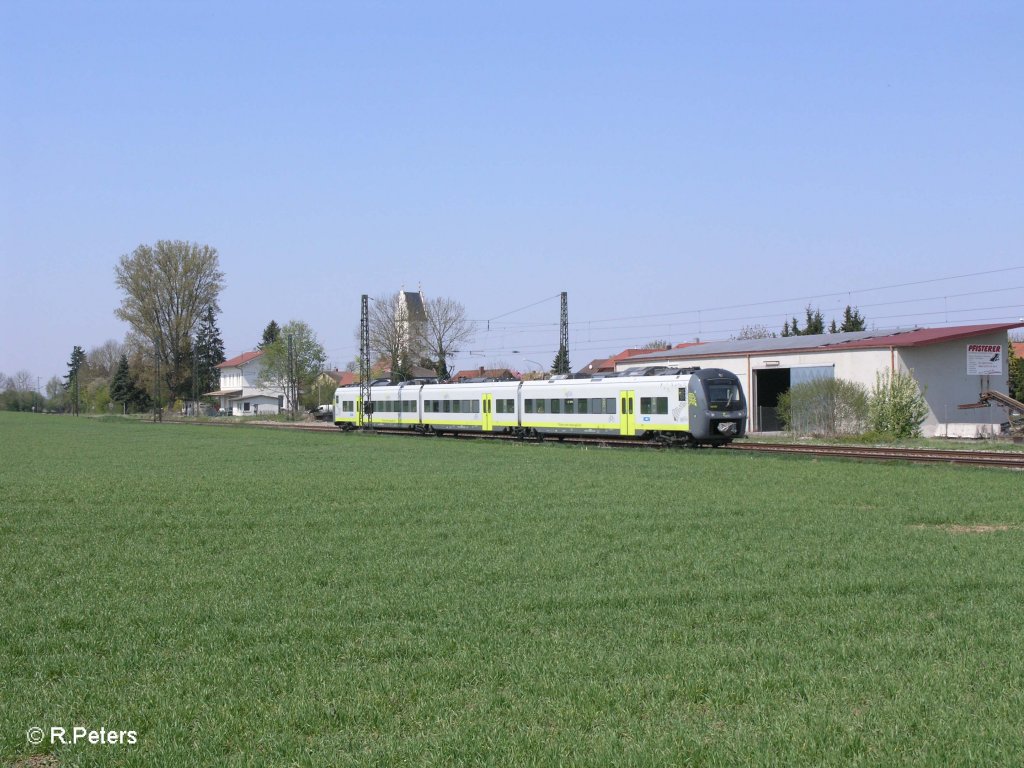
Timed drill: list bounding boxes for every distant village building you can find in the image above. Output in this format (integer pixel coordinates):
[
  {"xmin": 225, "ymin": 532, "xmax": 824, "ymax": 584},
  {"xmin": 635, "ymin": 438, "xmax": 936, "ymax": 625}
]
[{"xmin": 451, "ymin": 367, "xmax": 520, "ymax": 382}]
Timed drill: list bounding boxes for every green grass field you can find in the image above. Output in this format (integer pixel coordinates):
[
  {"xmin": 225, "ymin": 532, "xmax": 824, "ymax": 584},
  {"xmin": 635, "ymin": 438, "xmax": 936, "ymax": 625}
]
[{"xmin": 3, "ymin": 413, "xmax": 1024, "ymax": 767}]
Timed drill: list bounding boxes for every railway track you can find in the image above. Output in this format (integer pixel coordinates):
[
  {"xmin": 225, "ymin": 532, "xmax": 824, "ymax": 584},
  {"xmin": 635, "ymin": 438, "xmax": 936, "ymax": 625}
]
[
  {"xmin": 166, "ymin": 418, "xmax": 1024, "ymax": 468},
  {"xmin": 728, "ymin": 441, "xmax": 1024, "ymax": 469}
]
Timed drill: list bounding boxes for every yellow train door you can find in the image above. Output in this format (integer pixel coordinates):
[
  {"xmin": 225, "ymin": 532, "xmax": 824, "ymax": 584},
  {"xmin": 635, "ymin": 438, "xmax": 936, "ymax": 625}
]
[
  {"xmin": 619, "ymin": 390, "xmax": 635, "ymax": 436},
  {"xmin": 482, "ymin": 394, "xmax": 493, "ymax": 432}
]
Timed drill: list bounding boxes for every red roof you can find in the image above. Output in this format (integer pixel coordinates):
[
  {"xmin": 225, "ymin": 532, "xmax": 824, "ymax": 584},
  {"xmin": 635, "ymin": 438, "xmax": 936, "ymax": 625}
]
[
  {"xmin": 452, "ymin": 368, "xmax": 521, "ymax": 381},
  {"xmin": 217, "ymin": 350, "xmax": 264, "ymax": 369},
  {"xmin": 828, "ymin": 323, "xmax": 1024, "ymax": 351},
  {"xmin": 1012, "ymin": 341, "xmax": 1023, "ymax": 358},
  {"xmin": 610, "ymin": 347, "xmax": 666, "ymax": 362}
]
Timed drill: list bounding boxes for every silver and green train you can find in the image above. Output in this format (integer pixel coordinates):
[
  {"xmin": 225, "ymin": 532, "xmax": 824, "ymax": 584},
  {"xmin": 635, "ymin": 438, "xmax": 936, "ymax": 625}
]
[{"xmin": 334, "ymin": 367, "xmax": 746, "ymax": 446}]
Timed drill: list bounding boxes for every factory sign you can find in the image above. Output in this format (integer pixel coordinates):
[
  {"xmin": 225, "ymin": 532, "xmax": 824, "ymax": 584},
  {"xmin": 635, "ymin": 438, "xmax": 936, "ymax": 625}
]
[{"xmin": 967, "ymin": 344, "xmax": 1002, "ymax": 375}]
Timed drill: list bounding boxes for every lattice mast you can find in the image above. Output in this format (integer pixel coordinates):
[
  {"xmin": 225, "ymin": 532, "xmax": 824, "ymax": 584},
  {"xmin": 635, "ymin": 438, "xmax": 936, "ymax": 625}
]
[{"xmin": 555, "ymin": 291, "xmax": 570, "ymax": 375}]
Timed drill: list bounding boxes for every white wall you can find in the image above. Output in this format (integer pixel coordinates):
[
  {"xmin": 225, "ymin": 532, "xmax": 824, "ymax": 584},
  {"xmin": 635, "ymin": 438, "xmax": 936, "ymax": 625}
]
[{"xmin": 898, "ymin": 332, "xmax": 1008, "ymax": 437}]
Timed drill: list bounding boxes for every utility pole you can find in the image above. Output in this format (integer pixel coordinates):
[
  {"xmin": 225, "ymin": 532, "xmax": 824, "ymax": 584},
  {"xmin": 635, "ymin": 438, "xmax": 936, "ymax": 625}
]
[
  {"xmin": 154, "ymin": 336, "xmax": 162, "ymax": 422},
  {"xmin": 287, "ymin": 333, "xmax": 295, "ymax": 420},
  {"xmin": 359, "ymin": 294, "xmax": 372, "ymax": 429}
]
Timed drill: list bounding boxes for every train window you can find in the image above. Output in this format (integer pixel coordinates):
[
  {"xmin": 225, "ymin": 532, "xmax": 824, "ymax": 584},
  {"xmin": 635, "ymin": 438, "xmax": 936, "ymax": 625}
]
[
  {"xmin": 536, "ymin": 399, "xmax": 546, "ymax": 414},
  {"xmin": 605, "ymin": 398, "xmax": 615, "ymax": 414},
  {"xmin": 707, "ymin": 381, "xmax": 741, "ymax": 407},
  {"xmin": 550, "ymin": 399, "xmax": 560, "ymax": 414},
  {"xmin": 524, "ymin": 399, "xmax": 534, "ymax": 414},
  {"xmin": 452, "ymin": 400, "xmax": 461, "ymax": 413},
  {"xmin": 471, "ymin": 400, "xmax": 480, "ymax": 414},
  {"xmin": 505, "ymin": 399, "xmax": 515, "ymax": 412},
  {"xmin": 564, "ymin": 399, "xmax": 574, "ymax": 414},
  {"xmin": 443, "ymin": 401, "xmax": 451, "ymax": 413},
  {"xmin": 577, "ymin": 398, "xmax": 589, "ymax": 414},
  {"xmin": 640, "ymin": 397, "xmax": 668, "ymax": 415},
  {"xmin": 589, "ymin": 398, "xmax": 603, "ymax": 414},
  {"xmin": 678, "ymin": 387, "xmax": 686, "ymax": 401}
]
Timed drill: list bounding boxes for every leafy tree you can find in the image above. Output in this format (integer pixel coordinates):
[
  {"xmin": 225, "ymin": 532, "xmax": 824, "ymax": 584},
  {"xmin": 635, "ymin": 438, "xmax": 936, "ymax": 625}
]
[
  {"xmin": 777, "ymin": 378, "xmax": 869, "ymax": 437},
  {"xmin": 869, "ymin": 369, "xmax": 929, "ymax": 438},
  {"xmin": 1009, "ymin": 338, "xmax": 1023, "ymax": 401},
  {"xmin": 114, "ymin": 240, "xmax": 225, "ymax": 399},
  {"xmin": 1, "ymin": 370, "xmax": 36, "ymax": 411},
  {"xmin": 44, "ymin": 376, "xmax": 66, "ymax": 411},
  {"xmin": 64, "ymin": 345, "xmax": 87, "ymax": 415},
  {"xmin": 641, "ymin": 340, "xmax": 671, "ymax": 349},
  {"xmin": 417, "ymin": 296, "xmax": 474, "ymax": 380},
  {"xmin": 193, "ymin": 306, "xmax": 226, "ymax": 395},
  {"xmin": 258, "ymin": 320, "xmax": 281, "ymax": 350},
  {"xmin": 258, "ymin": 320, "xmax": 327, "ymax": 417}
]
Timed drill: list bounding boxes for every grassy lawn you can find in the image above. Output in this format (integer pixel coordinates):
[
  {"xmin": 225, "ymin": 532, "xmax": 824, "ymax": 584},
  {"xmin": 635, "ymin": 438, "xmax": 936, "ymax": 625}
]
[{"xmin": 2, "ymin": 412, "xmax": 1024, "ymax": 766}]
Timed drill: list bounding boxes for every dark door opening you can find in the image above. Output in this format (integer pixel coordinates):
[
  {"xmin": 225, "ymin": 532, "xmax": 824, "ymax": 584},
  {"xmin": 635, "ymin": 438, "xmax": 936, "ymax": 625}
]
[{"xmin": 754, "ymin": 368, "xmax": 790, "ymax": 431}]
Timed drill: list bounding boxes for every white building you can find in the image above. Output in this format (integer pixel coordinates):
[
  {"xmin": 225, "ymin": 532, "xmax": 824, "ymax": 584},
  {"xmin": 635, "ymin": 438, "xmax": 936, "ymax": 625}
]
[
  {"xmin": 206, "ymin": 350, "xmax": 285, "ymax": 416},
  {"xmin": 618, "ymin": 323, "xmax": 1022, "ymax": 438}
]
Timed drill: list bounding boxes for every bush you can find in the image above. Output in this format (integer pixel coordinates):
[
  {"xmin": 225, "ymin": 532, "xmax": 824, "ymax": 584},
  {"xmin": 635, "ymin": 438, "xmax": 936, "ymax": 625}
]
[
  {"xmin": 777, "ymin": 377, "xmax": 869, "ymax": 437},
  {"xmin": 869, "ymin": 369, "xmax": 928, "ymax": 438}
]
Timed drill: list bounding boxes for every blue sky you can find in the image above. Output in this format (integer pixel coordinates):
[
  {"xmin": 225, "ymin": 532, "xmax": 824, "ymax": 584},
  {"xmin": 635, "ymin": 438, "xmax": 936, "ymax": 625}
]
[{"xmin": 2, "ymin": 1, "xmax": 1022, "ymax": 382}]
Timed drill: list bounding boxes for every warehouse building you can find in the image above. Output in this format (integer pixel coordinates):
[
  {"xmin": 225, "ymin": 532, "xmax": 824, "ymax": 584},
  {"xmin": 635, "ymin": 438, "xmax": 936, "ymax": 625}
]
[{"xmin": 617, "ymin": 323, "xmax": 1022, "ymax": 438}]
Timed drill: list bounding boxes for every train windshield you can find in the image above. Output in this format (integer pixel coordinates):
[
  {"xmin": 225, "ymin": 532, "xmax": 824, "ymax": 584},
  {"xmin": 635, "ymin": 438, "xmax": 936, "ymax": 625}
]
[{"xmin": 706, "ymin": 380, "xmax": 742, "ymax": 409}]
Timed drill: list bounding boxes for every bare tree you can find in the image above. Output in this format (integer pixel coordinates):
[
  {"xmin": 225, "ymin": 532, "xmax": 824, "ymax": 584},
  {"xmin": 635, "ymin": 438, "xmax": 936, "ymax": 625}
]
[
  {"xmin": 9, "ymin": 370, "xmax": 35, "ymax": 411},
  {"xmin": 365, "ymin": 292, "xmax": 425, "ymax": 381},
  {"xmin": 418, "ymin": 297, "xmax": 474, "ymax": 380},
  {"xmin": 115, "ymin": 240, "xmax": 225, "ymax": 399},
  {"xmin": 733, "ymin": 324, "xmax": 778, "ymax": 340},
  {"xmin": 87, "ymin": 339, "xmax": 125, "ymax": 380}
]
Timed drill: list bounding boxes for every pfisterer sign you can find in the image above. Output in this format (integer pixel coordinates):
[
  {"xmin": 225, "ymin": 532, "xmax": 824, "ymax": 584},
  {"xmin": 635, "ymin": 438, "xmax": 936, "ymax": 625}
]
[{"xmin": 967, "ymin": 343, "xmax": 1002, "ymax": 376}]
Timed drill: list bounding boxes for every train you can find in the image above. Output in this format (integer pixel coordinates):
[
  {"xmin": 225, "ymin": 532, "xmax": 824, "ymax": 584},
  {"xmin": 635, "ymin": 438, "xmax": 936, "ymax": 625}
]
[{"xmin": 333, "ymin": 366, "xmax": 747, "ymax": 446}]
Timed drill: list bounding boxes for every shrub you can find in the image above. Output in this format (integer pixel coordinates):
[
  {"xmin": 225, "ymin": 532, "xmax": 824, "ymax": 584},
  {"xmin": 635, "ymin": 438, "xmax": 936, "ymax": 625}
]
[
  {"xmin": 869, "ymin": 369, "xmax": 928, "ymax": 438},
  {"xmin": 777, "ymin": 377, "xmax": 869, "ymax": 437}
]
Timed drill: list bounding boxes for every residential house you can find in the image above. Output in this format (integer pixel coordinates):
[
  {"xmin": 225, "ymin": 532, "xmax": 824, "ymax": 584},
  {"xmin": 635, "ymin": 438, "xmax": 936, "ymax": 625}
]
[
  {"xmin": 207, "ymin": 350, "xmax": 285, "ymax": 416},
  {"xmin": 450, "ymin": 367, "xmax": 521, "ymax": 382}
]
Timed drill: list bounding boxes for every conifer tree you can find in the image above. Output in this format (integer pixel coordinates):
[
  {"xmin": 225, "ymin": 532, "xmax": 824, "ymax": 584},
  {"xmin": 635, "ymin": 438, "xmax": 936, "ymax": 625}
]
[
  {"xmin": 110, "ymin": 354, "xmax": 134, "ymax": 413},
  {"xmin": 840, "ymin": 305, "xmax": 866, "ymax": 332},
  {"xmin": 64, "ymin": 346, "xmax": 87, "ymax": 415},
  {"xmin": 194, "ymin": 306, "xmax": 227, "ymax": 394},
  {"xmin": 258, "ymin": 320, "xmax": 281, "ymax": 350}
]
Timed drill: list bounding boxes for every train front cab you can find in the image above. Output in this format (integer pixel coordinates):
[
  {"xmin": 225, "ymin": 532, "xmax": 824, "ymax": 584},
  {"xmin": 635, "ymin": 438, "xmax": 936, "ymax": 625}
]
[{"xmin": 688, "ymin": 369, "xmax": 747, "ymax": 445}]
